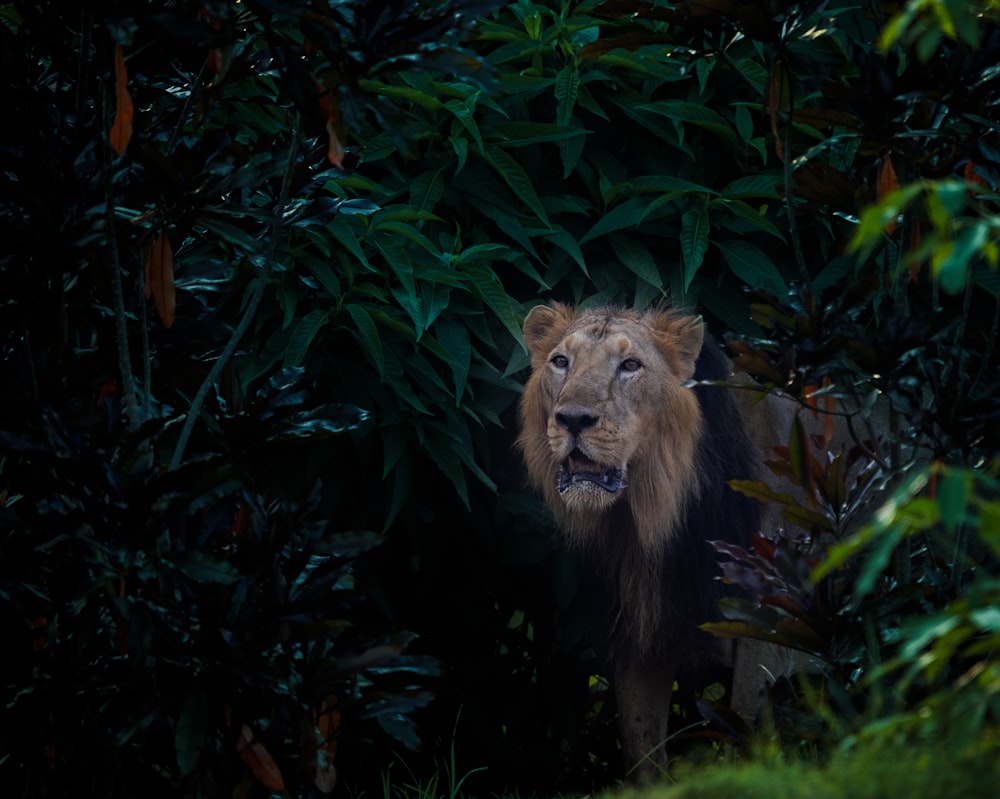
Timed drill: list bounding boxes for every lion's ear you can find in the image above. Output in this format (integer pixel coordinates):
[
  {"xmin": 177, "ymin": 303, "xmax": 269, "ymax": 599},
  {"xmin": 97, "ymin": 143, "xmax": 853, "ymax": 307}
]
[
  {"xmin": 662, "ymin": 314, "xmax": 705, "ymax": 381},
  {"xmin": 522, "ymin": 303, "xmax": 574, "ymax": 356}
]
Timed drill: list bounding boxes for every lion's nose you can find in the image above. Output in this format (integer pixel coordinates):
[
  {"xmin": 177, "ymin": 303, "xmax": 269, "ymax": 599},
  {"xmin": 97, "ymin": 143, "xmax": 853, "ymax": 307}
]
[{"xmin": 555, "ymin": 408, "xmax": 599, "ymax": 435}]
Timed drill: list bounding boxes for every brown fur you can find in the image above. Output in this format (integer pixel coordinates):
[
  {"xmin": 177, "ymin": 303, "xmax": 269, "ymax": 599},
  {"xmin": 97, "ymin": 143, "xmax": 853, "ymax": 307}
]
[
  {"xmin": 518, "ymin": 302, "xmax": 708, "ymax": 649},
  {"xmin": 516, "ymin": 302, "xmax": 772, "ymax": 780}
]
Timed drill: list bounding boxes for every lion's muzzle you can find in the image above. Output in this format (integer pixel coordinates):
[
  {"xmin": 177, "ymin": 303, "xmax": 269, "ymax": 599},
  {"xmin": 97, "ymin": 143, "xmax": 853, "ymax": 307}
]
[{"xmin": 557, "ymin": 448, "xmax": 626, "ymax": 494}]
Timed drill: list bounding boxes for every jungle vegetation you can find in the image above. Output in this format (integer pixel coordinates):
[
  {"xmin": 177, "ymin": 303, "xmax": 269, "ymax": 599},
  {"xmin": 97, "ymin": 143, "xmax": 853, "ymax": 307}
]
[{"xmin": 1, "ymin": 1, "xmax": 998, "ymax": 797}]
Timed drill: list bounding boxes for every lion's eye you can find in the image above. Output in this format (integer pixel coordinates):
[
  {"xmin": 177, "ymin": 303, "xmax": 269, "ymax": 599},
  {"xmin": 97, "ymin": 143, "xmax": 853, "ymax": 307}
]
[
  {"xmin": 551, "ymin": 354, "xmax": 569, "ymax": 369},
  {"xmin": 620, "ymin": 358, "xmax": 642, "ymax": 373}
]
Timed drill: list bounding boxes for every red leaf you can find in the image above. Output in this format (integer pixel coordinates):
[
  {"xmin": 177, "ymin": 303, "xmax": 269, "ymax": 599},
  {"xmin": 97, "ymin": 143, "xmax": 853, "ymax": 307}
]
[
  {"xmin": 311, "ymin": 696, "xmax": 341, "ymax": 793},
  {"xmin": 109, "ymin": 44, "xmax": 133, "ymax": 155},
  {"xmin": 877, "ymin": 155, "xmax": 899, "ymax": 234},
  {"xmin": 767, "ymin": 63, "xmax": 790, "ymax": 163},
  {"xmin": 145, "ymin": 232, "xmax": 175, "ymax": 328},
  {"xmin": 236, "ymin": 725, "xmax": 286, "ymax": 791},
  {"xmin": 964, "ymin": 158, "xmax": 986, "ymax": 186},
  {"xmin": 326, "ymin": 118, "xmax": 346, "ymax": 168}
]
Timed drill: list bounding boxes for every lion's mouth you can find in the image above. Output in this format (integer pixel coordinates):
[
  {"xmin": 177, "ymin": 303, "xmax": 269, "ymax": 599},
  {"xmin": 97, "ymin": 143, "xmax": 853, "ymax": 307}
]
[{"xmin": 557, "ymin": 449, "xmax": 625, "ymax": 493}]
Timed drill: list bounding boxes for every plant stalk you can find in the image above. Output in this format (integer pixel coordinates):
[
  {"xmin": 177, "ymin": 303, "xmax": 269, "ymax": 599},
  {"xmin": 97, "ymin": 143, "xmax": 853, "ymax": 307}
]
[{"xmin": 104, "ymin": 81, "xmax": 142, "ymax": 432}]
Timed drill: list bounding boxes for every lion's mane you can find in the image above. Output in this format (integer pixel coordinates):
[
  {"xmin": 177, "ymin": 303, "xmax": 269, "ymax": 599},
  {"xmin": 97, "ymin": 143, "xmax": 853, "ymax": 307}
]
[{"xmin": 517, "ymin": 303, "xmax": 760, "ymax": 669}]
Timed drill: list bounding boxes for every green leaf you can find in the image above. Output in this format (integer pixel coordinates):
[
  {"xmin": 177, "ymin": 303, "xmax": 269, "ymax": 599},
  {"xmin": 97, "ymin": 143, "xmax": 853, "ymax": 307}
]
[
  {"xmin": 483, "ymin": 143, "xmax": 551, "ymax": 227},
  {"xmin": 283, "ymin": 309, "xmax": 329, "ymax": 367},
  {"xmin": 715, "ymin": 239, "xmax": 788, "ymax": 295},
  {"xmin": 580, "ymin": 196, "xmax": 648, "ymax": 244},
  {"xmin": 712, "ymin": 198, "xmax": 784, "ymax": 239},
  {"xmin": 934, "ymin": 224, "xmax": 986, "ymax": 295},
  {"xmin": 424, "ymin": 427, "xmax": 470, "ymax": 507},
  {"xmin": 445, "ymin": 94, "xmax": 485, "ymax": 152},
  {"xmin": 434, "ymin": 317, "xmax": 472, "ymax": 402},
  {"xmin": 166, "ymin": 552, "xmax": 240, "ymax": 585},
  {"xmin": 403, "ymin": 349, "xmax": 449, "ymax": 396},
  {"xmin": 545, "ymin": 229, "xmax": 587, "ymax": 275},
  {"xmin": 451, "ymin": 134, "xmax": 469, "ymax": 173},
  {"xmin": 175, "ymin": 685, "xmax": 207, "ymax": 777},
  {"xmin": 606, "ymin": 174, "xmax": 716, "ymax": 204},
  {"xmin": 362, "ymin": 80, "xmax": 446, "ymax": 111},
  {"xmin": 721, "ymin": 175, "xmax": 783, "ymax": 199},
  {"xmin": 371, "ymin": 220, "xmax": 438, "ymax": 255},
  {"xmin": 640, "ymin": 100, "xmax": 737, "ymax": 143},
  {"xmin": 610, "ymin": 235, "xmax": 661, "ymax": 288},
  {"xmin": 345, "ymin": 303, "xmax": 385, "ymax": 378},
  {"xmin": 558, "ymin": 127, "xmax": 587, "ymax": 177},
  {"xmin": 728, "ymin": 479, "xmax": 802, "ymax": 507},
  {"xmin": 487, "ymin": 121, "xmax": 586, "ymax": 147},
  {"xmin": 199, "ymin": 215, "xmax": 262, "ymax": 255},
  {"xmin": 467, "ymin": 266, "xmax": 521, "ymax": 343},
  {"xmin": 555, "ymin": 64, "xmax": 580, "ymax": 126},
  {"xmin": 300, "ymin": 252, "xmax": 342, "ymax": 297},
  {"xmin": 409, "ymin": 169, "xmax": 444, "ymax": 213},
  {"xmin": 329, "ymin": 216, "xmax": 375, "ymax": 272},
  {"xmin": 420, "ymin": 280, "xmax": 451, "ymax": 338},
  {"xmin": 681, "ymin": 202, "xmax": 709, "ymax": 290},
  {"xmin": 938, "ymin": 468, "xmax": 969, "ymax": 532}
]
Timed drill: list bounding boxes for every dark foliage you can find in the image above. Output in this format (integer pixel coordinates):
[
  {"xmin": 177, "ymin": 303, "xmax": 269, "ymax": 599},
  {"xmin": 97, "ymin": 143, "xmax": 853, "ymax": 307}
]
[{"xmin": 2, "ymin": 0, "xmax": 999, "ymax": 795}]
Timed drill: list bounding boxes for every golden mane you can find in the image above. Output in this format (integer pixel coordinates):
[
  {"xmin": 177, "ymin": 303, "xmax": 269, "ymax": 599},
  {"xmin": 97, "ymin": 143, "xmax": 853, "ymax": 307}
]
[{"xmin": 516, "ymin": 302, "xmax": 708, "ymax": 648}]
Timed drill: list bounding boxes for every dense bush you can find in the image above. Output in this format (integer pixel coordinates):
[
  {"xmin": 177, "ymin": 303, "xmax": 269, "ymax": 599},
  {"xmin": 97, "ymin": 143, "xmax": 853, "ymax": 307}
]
[{"xmin": 2, "ymin": 0, "xmax": 998, "ymax": 796}]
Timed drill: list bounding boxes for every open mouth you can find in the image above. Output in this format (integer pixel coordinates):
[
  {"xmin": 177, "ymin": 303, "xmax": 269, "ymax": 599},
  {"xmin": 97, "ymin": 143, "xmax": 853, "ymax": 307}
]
[{"xmin": 557, "ymin": 449, "xmax": 625, "ymax": 493}]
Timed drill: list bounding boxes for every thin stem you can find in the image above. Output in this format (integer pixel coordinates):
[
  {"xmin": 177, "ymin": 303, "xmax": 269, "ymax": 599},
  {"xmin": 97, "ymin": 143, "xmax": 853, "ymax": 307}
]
[
  {"xmin": 104, "ymin": 76, "xmax": 142, "ymax": 432},
  {"xmin": 168, "ymin": 118, "xmax": 301, "ymax": 470},
  {"xmin": 782, "ymin": 79, "xmax": 811, "ymax": 290},
  {"xmin": 167, "ymin": 61, "xmax": 208, "ymax": 156}
]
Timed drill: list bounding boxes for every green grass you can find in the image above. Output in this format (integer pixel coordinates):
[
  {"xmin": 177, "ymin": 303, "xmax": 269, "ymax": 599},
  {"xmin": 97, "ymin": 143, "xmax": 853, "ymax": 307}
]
[{"xmin": 612, "ymin": 738, "xmax": 1000, "ymax": 799}]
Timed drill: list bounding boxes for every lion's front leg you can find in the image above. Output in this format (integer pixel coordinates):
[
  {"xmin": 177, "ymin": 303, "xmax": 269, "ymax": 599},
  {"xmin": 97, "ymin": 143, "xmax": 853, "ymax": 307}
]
[{"xmin": 614, "ymin": 653, "xmax": 678, "ymax": 783}]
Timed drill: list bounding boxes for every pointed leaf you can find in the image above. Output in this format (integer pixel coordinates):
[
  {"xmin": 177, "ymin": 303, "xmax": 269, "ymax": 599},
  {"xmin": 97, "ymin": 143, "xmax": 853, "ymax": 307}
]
[
  {"xmin": 110, "ymin": 43, "xmax": 133, "ymax": 155},
  {"xmin": 345, "ymin": 304, "xmax": 384, "ymax": 378},
  {"xmin": 580, "ymin": 196, "xmax": 648, "ymax": 244},
  {"xmin": 284, "ymin": 309, "xmax": 329, "ymax": 367},
  {"xmin": 176, "ymin": 685, "xmax": 208, "ymax": 776},
  {"xmin": 610, "ymin": 235, "xmax": 661, "ymax": 287},
  {"xmin": 681, "ymin": 202, "xmax": 709, "ymax": 290},
  {"xmin": 640, "ymin": 100, "xmax": 736, "ymax": 142},
  {"xmin": 716, "ymin": 239, "xmax": 787, "ymax": 295},
  {"xmin": 555, "ymin": 64, "xmax": 580, "ymax": 126},
  {"xmin": 146, "ymin": 231, "xmax": 175, "ymax": 328},
  {"xmin": 483, "ymin": 143, "xmax": 551, "ymax": 227},
  {"xmin": 236, "ymin": 725, "xmax": 286, "ymax": 791},
  {"xmin": 434, "ymin": 317, "xmax": 471, "ymax": 402}
]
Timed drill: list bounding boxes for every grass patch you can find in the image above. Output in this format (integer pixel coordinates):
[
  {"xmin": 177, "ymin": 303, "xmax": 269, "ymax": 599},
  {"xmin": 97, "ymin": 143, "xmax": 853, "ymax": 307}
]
[{"xmin": 612, "ymin": 737, "xmax": 1000, "ymax": 799}]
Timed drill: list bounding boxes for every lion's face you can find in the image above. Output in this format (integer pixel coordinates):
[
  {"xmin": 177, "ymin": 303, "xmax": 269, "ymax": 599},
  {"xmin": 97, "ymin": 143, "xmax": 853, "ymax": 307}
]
[{"xmin": 518, "ymin": 303, "xmax": 706, "ymax": 549}]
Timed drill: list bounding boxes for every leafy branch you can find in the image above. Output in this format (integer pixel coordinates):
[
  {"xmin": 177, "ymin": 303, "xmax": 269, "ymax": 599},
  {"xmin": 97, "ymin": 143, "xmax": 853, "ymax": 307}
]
[{"xmin": 169, "ymin": 119, "xmax": 302, "ymax": 469}]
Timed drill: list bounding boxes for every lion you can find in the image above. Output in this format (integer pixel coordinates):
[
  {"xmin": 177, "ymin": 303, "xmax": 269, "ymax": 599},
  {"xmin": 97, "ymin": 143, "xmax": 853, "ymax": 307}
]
[{"xmin": 517, "ymin": 302, "xmax": 795, "ymax": 781}]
